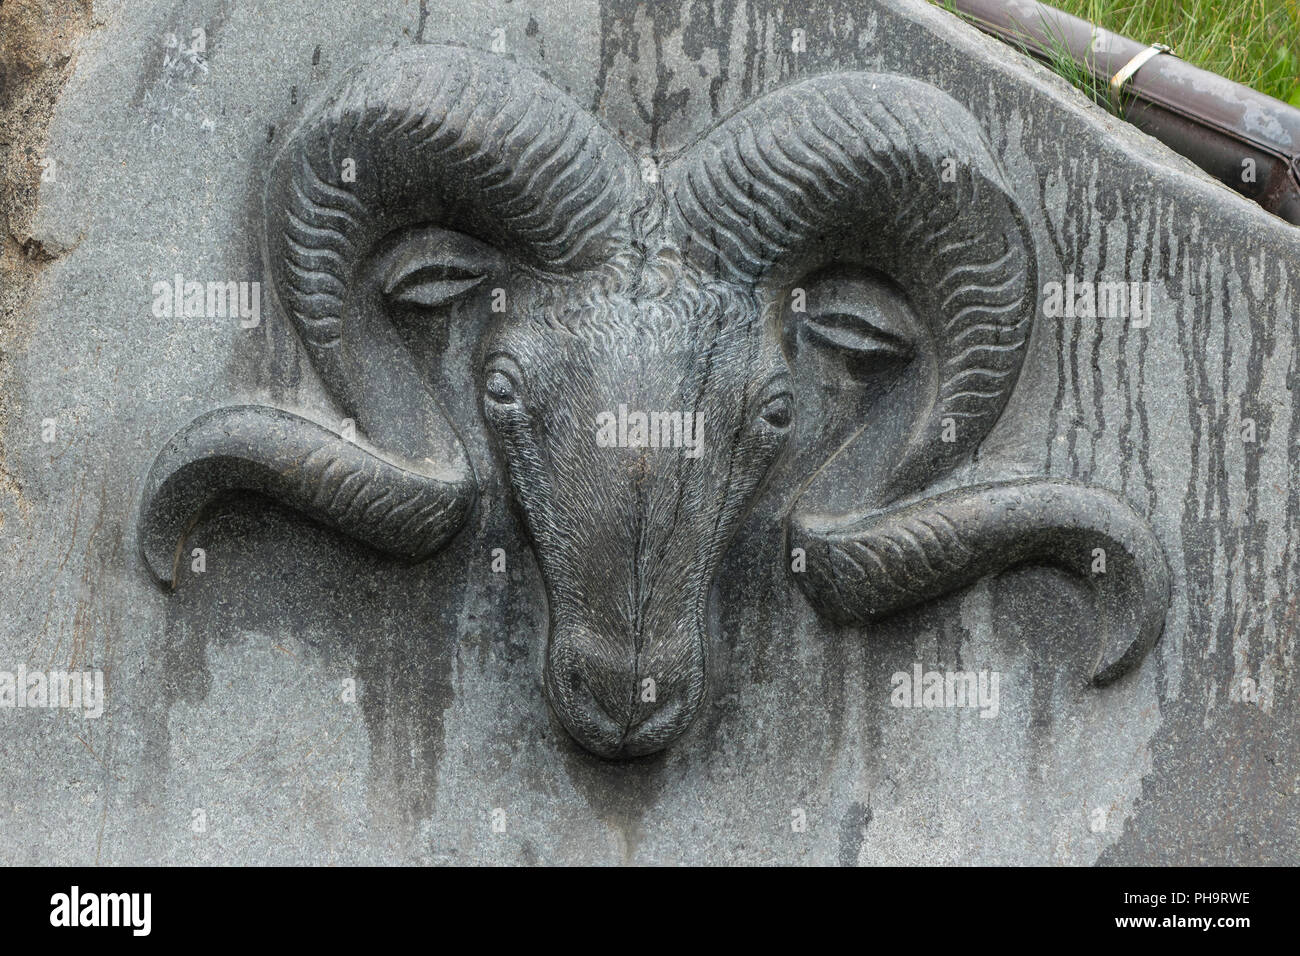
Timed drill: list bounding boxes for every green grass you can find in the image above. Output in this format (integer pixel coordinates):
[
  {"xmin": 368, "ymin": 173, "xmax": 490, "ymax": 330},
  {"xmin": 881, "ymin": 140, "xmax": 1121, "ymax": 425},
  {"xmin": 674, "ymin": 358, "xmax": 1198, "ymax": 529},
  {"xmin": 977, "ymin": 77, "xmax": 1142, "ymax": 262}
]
[{"xmin": 934, "ymin": 0, "xmax": 1300, "ymax": 106}]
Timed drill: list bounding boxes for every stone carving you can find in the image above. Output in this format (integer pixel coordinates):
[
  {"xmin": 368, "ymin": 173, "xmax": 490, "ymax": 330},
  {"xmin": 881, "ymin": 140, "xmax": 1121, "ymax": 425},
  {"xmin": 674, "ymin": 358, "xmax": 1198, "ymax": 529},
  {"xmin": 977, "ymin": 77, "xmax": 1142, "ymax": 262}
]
[{"xmin": 137, "ymin": 46, "xmax": 1170, "ymax": 759}]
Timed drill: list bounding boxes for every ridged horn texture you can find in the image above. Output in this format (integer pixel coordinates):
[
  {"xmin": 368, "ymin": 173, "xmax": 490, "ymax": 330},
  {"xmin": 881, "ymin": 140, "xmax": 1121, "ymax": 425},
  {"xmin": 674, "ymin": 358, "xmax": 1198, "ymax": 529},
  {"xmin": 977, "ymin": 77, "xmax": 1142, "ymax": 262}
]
[
  {"xmin": 787, "ymin": 480, "xmax": 1171, "ymax": 685},
  {"xmin": 138, "ymin": 405, "xmax": 475, "ymax": 584},
  {"xmin": 138, "ymin": 46, "xmax": 637, "ymax": 586},
  {"xmin": 668, "ymin": 73, "xmax": 1034, "ymax": 492},
  {"xmin": 668, "ymin": 72, "xmax": 1170, "ymax": 683}
]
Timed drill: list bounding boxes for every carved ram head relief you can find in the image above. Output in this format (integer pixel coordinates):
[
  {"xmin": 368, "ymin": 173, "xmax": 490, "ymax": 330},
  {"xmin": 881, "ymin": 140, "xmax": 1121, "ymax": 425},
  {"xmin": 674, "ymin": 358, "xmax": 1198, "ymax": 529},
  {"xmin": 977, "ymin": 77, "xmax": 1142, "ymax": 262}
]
[{"xmin": 138, "ymin": 46, "xmax": 1171, "ymax": 759}]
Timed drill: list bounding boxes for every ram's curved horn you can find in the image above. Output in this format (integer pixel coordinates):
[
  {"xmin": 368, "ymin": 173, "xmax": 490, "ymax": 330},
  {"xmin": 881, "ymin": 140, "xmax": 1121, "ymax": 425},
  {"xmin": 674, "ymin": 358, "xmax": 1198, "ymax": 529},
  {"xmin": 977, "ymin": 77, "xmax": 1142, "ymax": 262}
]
[
  {"xmin": 139, "ymin": 46, "xmax": 639, "ymax": 585},
  {"xmin": 138, "ymin": 405, "xmax": 475, "ymax": 584},
  {"xmin": 667, "ymin": 73, "xmax": 1034, "ymax": 493},
  {"xmin": 787, "ymin": 480, "xmax": 1170, "ymax": 684},
  {"xmin": 667, "ymin": 73, "xmax": 1170, "ymax": 681}
]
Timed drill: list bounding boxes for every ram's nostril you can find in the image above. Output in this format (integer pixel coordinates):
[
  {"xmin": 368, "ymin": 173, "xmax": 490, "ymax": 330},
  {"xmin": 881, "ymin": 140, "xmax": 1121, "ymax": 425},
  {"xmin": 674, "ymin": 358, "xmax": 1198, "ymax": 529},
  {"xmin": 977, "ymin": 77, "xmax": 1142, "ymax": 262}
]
[
  {"xmin": 563, "ymin": 677, "xmax": 627, "ymax": 758},
  {"xmin": 544, "ymin": 625, "xmax": 706, "ymax": 759},
  {"xmin": 619, "ymin": 696, "xmax": 692, "ymax": 757}
]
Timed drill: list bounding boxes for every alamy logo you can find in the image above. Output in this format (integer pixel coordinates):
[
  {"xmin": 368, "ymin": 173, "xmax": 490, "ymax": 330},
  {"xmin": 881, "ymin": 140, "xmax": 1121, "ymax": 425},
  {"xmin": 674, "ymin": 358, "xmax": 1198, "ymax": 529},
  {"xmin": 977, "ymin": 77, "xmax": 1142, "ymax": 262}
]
[
  {"xmin": 595, "ymin": 404, "xmax": 705, "ymax": 458},
  {"xmin": 151, "ymin": 274, "xmax": 261, "ymax": 327},
  {"xmin": 50, "ymin": 887, "xmax": 151, "ymax": 936},
  {"xmin": 891, "ymin": 664, "xmax": 1000, "ymax": 718},
  {"xmin": 1042, "ymin": 277, "xmax": 1151, "ymax": 326},
  {"xmin": 0, "ymin": 667, "xmax": 104, "ymax": 718}
]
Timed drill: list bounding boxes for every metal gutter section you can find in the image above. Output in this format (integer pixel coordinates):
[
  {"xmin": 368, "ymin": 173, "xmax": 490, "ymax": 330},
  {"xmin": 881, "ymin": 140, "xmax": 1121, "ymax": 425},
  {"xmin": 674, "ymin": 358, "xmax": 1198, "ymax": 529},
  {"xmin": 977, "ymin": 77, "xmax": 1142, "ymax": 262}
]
[{"xmin": 948, "ymin": 0, "xmax": 1300, "ymax": 224}]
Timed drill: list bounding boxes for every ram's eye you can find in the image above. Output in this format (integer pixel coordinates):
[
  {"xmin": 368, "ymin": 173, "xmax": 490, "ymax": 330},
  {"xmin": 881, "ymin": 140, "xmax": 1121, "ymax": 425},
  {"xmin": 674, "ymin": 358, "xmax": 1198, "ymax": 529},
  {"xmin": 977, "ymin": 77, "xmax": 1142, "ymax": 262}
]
[
  {"xmin": 803, "ymin": 310, "xmax": 914, "ymax": 362},
  {"xmin": 381, "ymin": 226, "xmax": 497, "ymax": 309},
  {"xmin": 385, "ymin": 264, "xmax": 486, "ymax": 308},
  {"xmin": 485, "ymin": 370, "xmax": 517, "ymax": 405},
  {"xmin": 483, "ymin": 356, "xmax": 524, "ymax": 410},
  {"xmin": 793, "ymin": 268, "xmax": 919, "ymax": 365}
]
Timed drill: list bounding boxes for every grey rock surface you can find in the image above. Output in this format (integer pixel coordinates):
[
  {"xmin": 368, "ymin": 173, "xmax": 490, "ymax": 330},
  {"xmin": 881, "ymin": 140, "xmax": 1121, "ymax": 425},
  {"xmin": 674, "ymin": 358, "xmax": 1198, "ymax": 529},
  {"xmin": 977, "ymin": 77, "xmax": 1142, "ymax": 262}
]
[{"xmin": 0, "ymin": 0, "xmax": 1296, "ymax": 865}]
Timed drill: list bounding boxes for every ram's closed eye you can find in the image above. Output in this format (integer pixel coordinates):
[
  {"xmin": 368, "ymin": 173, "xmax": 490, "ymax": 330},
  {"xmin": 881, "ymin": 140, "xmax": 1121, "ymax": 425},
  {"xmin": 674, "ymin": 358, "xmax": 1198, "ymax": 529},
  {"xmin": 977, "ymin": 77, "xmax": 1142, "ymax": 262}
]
[
  {"xmin": 381, "ymin": 226, "xmax": 499, "ymax": 309},
  {"xmin": 791, "ymin": 268, "xmax": 920, "ymax": 366},
  {"xmin": 385, "ymin": 263, "xmax": 486, "ymax": 308},
  {"xmin": 803, "ymin": 310, "xmax": 914, "ymax": 360}
]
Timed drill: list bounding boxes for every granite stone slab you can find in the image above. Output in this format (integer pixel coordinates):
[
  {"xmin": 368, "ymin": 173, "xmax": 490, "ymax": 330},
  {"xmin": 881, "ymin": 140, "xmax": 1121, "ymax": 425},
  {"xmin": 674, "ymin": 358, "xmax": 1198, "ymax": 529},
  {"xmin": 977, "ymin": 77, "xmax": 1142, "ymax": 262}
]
[{"xmin": 0, "ymin": 0, "xmax": 1295, "ymax": 865}]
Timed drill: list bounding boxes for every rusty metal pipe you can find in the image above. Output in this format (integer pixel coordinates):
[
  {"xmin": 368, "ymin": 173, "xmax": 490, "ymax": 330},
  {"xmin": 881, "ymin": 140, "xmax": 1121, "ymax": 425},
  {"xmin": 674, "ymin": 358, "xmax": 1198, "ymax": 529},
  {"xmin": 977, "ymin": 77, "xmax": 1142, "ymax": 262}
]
[{"xmin": 945, "ymin": 0, "xmax": 1300, "ymax": 224}]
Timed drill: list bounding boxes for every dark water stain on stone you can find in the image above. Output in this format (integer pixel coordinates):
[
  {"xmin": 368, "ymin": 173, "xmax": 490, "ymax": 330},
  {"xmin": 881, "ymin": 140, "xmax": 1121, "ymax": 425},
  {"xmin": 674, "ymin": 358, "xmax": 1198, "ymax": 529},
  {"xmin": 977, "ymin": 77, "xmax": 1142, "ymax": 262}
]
[
  {"xmin": 156, "ymin": 497, "xmax": 465, "ymax": 840},
  {"xmin": 1064, "ymin": 164, "xmax": 1091, "ymax": 475},
  {"xmin": 415, "ymin": 0, "xmax": 429, "ymax": 44},
  {"xmin": 837, "ymin": 799, "xmax": 870, "ymax": 866},
  {"xmin": 1116, "ymin": 212, "xmax": 1136, "ymax": 496},
  {"xmin": 1135, "ymin": 197, "xmax": 1160, "ymax": 514},
  {"xmin": 558, "ymin": 730, "xmax": 674, "ymax": 863},
  {"xmin": 1087, "ymin": 181, "xmax": 1111, "ymax": 464},
  {"xmin": 1269, "ymin": 259, "xmax": 1298, "ymax": 670},
  {"xmin": 1042, "ymin": 176, "xmax": 1070, "ymax": 476}
]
